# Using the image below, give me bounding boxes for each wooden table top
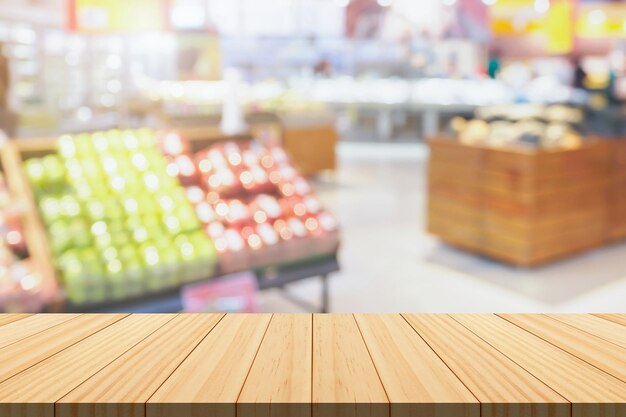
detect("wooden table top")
[0,314,625,417]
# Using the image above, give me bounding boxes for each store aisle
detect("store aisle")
[258,142,626,313]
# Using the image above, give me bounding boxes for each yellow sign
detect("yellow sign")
[71,0,165,32]
[546,1,573,54]
[576,3,626,38]
[489,0,573,54]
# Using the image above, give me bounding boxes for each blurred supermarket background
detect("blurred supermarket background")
[1,0,626,313]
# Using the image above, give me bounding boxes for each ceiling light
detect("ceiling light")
[534,0,549,14]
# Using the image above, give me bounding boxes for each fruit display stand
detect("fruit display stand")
[12,129,339,313]
[427,136,614,266]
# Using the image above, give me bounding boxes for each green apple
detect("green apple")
[48,219,72,255]
[132,225,149,244]
[102,201,124,219]
[156,194,175,213]
[136,130,156,149]
[122,197,140,215]
[80,161,104,183]
[60,248,106,304]
[105,258,127,300]
[85,200,106,220]
[72,133,94,157]
[162,214,182,235]
[60,195,81,218]
[100,246,118,262]
[111,231,132,248]
[58,135,77,158]
[107,130,125,153]
[91,132,110,154]
[94,232,113,249]
[39,196,62,223]
[24,158,45,189]
[140,243,168,291]
[69,218,91,248]
[176,206,200,232]
[156,243,180,287]
[42,155,66,189]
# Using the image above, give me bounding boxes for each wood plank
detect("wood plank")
[354,314,478,417]
[547,314,626,349]
[454,314,626,417]
[57,314,222,417]
[0,314,31,328]
[0,314,174,417]
[0,313,78,350]
[403,314,569,417]
[592,314,626,328]
[238,314,312,417]
[146,314,272,417]
[499,314,626,384]
[0,314,125,385]
[312,314,388,417]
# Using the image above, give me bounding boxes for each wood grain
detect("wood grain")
[312,314,388,417]
[57,314,222,417]
[146,314,272,417]
[403,314,569,417]
[0,313,78,350]
[355,314,479,417]
[593,314,626,327]
[500,314,626,383]
[1,313,626,417]
[454,314,626,417]
[0,314,125,385]
[0,314,31,328]
[0,314,173,417]
[548,314,626,348]
[238,314,312,417]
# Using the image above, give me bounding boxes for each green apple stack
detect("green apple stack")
[24,129,217,305]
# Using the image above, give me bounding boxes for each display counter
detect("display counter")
[427,136,625,266]
[0,313,625,417]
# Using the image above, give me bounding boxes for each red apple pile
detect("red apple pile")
[158,131,339,271]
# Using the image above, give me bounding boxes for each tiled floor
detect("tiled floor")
[259,142,626,313]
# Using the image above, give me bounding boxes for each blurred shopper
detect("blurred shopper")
[572,56,587,91]
[487,49,501,79]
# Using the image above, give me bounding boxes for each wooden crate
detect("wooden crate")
[427,136,612,266]
[606,139,626,241]
[0,142,60,309]
[282,123,337,176]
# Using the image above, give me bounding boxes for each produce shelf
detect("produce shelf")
[7,126,341,312]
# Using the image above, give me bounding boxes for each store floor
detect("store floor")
[258,142,626,313]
